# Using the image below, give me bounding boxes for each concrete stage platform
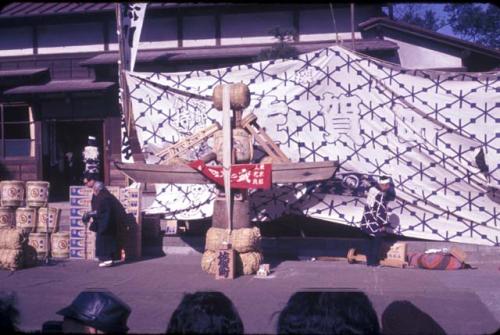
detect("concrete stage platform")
[1,254,500,334]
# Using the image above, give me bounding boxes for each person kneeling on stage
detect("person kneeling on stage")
[360,176,396,266]
[57,290,131,334]
[82,173,123,268]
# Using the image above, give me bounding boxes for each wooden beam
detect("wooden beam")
[350,3,355,50]
[0,104,4,157]
[35,119,43,179]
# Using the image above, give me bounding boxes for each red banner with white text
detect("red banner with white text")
[189,160,272,189]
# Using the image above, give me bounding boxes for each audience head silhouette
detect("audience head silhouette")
[278,291,380,335]
[57,290,131,333]
[0,292,19,333]
[167,291,244,334]
[382,300,446,335]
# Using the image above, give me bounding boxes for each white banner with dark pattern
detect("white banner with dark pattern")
[118,3,148,163]
[120,3,148,72]
[124,45,499,246]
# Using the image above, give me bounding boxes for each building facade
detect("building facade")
[0,3,498,200]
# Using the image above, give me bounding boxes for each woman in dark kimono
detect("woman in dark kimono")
[360,176,396,266]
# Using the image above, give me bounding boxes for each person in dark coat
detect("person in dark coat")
[82,173,126,268]
[360,175,396,266]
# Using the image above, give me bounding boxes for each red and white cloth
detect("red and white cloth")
[189,160,272,190]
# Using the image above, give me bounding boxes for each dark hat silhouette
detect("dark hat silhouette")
[57,291,130,333]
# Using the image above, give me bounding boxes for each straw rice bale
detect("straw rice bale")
[201,250,218,274]
[205,228,230,252]
[0,228,24,250]
[0,249,23,271]
[236,251,263,275]
[231,227,261,253]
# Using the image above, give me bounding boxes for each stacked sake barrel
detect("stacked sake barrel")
[0,181,23,231]
[202,226,263,276]
[0,181,33,269]
[0,180,68,263]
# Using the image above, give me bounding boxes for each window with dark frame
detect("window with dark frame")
[0,103,35,158]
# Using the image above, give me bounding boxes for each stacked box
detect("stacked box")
[69,186,95,260]
[119,188,142,260]
[108,186,121,200]
[69,186,142,261]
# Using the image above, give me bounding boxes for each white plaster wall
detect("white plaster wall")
[183,15,216,47]
[0,27,33,56]
[300,31,363,42]
[220,11,294,46]
[385,37,462,69]
[38,22,104,54]
[299,7,367,42]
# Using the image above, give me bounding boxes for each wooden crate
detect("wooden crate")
[69,186,93,260]
[69,185,142,261]
[161,219,178,235]
[380,242,408,268]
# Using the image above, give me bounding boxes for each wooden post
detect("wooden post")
[222,85,232,232]
[350,3,355,50]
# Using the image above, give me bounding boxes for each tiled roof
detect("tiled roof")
[3,79,115,94]
[0,67,48,78]
[80,40,399,66]
[0,3,228,18]
[80,50,173,66]
[359,17,500,59]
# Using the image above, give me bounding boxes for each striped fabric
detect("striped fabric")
[408,252,465,270]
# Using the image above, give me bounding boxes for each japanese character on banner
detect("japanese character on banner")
[120,115,133,162]
[119,3,148,71]
[189,161,272,189]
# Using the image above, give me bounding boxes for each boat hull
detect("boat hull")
[114,161,338,184]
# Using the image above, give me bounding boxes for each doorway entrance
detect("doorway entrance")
[43,120,103,201]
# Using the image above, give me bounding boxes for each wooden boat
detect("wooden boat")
[114,161,338,184]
